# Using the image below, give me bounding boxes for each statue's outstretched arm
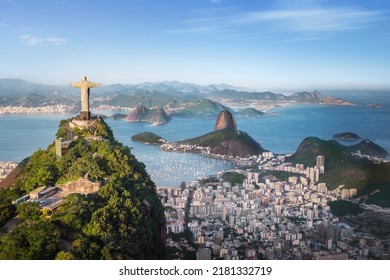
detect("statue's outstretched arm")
[70,82,83,88]
[89,82,103,88]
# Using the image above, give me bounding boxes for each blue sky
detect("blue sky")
[0,0,389,91]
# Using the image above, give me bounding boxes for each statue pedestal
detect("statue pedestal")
[69,118,98,129]
[80,111,91,121]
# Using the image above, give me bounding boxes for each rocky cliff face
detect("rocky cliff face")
[124,105,148,122]
[0,158,29,189]
[124,105,171,124]
[288,90,322,102]
[180,110,265,157]
[153,107,171,124]
[214,110,237,131]
[180,129,265,158]
[209,130,265,157]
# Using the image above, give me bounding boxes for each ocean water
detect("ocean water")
[241,103,390,155]
[0,91,389,186]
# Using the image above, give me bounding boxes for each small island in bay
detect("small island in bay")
[321,96,354,106]
[332,132,361,141]
[131,131,166,145]
[366,103,382,109]
[110,113,127,120]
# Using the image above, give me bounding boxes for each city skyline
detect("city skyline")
[0,0,390,91]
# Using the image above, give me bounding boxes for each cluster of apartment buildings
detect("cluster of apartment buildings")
[160,142,260,165]
[158,153,387,260]
[0,161,17,181]
[257,152,325,183]
[0,105,73,115]
[161,143,211,154]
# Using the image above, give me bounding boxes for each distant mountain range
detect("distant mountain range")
[0,79,352,109]
[0,79,79,107]
[129,81,246,94]
[171,99,233,119]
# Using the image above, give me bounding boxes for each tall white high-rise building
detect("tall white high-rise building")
[221,206,227,222]
[316,155,325,173]
[309,167,315,182]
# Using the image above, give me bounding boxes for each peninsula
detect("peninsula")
[161,110,265,158]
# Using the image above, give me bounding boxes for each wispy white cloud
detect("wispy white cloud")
[168,6,387,41]
[20,34,68,46]
[240,8,384,31]
[45,37,68,45]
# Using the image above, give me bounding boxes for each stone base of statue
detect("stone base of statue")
[69,117,98,129]
[80,111,91,121]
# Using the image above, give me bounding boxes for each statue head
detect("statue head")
[83,76,87,81]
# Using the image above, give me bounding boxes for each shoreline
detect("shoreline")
[160,142,259,165]
[0,105,75,115]
[0,100,353,116]
[1,102,388,187]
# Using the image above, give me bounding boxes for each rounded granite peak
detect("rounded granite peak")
[214,110,237,131]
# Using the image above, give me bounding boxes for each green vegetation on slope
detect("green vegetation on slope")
[0,117,165,259]
[180,128,265,158]
[328,200,363,216]
[0,189,18,227]
[101,90,186,109]
[0,221,62,259]
[364,184,390,208]
[110,113,127,120]
[236,108,264,117]
[222,172,246,186]
[287,137,390,194]
[173,99,232,119]
[347,140,388,158]
[261,171,298,182]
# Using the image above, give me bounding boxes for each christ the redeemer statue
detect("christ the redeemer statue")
[70,76,102,121]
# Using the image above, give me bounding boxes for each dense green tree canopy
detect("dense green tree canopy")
[0,117,165,260]
[0,221,61,259]
[17,202,41,222]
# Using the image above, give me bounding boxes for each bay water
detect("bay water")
[0,91,389,186]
